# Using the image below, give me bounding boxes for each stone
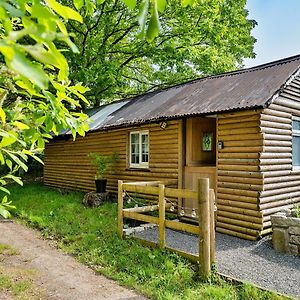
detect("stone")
[281,209,292,217]
[288,243,299,256]
[290,235,300,245]
[82,192,111,207]
[270,215,288,227]
[288,226,300,235]
[286,217,300,227]
[272,228,288,252]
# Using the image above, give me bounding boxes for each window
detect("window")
[292,117,300,168]
[129,131,149,168]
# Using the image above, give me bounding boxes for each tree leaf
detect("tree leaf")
[0,107,5,124]
[0,136,17,147]
[121,0,136,10]
[13,121,29,130]
[137,0,149,35]
[181,0,194,8]
[0,151,4,165]
[0,44,49,89]
[6,159,12,170]
[45,0,83,23]
[6,152,28,172]
[0,206,11,219]
[146,1,160,42]
[157,0,166,13]
[0,186,10,195]
[4,174,23,186]
[74,0,84,10]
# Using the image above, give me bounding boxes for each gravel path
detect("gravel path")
[134,228,300,299]
[0,222,146,300]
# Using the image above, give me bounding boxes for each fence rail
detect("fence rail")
[117,178,215,278]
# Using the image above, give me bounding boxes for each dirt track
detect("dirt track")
[0,221,146,300]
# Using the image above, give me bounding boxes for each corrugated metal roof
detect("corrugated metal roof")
[63,54,300,135]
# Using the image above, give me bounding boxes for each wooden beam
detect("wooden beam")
[158,184,166,249]
[198,178,211,278]
[123,211,159,224]
[165,220,200,235]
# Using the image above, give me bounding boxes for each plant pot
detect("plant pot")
[95,179,107,193]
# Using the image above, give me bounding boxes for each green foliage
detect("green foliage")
[12,182,287,300]
[0,196,16,219]
[89,152,119,179]
[293,205,300,218]
[0,0,92,216]
[65,0,256,104]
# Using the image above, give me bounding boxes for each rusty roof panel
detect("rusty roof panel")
[61,55,300,135]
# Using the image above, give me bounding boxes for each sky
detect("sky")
[244,0,300,68]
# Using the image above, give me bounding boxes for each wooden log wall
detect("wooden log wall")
[44,120,181,193]
[216,110,264,240]
[259,75,300,234]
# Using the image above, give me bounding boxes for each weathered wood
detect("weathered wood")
[165,187,198,200]
[122,184,159,196]
[123,203,172,213]
[209,189,215,264]
[216,227,257,240]
[123,211,159,224]
[217,216,262,230]
[216,221,259,236]
[218,181,262,191]
[217,170,262,178]
[217,199,258,210]
[217,204,262,217]
[158,184,166,249]
[165,220,200,235]
[198,178,210,278]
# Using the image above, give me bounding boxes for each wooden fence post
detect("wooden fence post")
[198,178,210,278]
[158,183,166,248]
[209,189,215,264]
[118,180,124,239]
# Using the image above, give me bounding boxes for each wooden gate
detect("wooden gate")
[117,178,215,278]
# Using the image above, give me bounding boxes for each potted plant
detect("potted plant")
[88,152,119,193]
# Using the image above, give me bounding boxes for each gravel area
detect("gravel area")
[134,228,300,299]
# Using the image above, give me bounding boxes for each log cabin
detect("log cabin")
[44,54,300,240]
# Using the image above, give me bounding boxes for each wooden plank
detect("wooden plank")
[198,178,210,278]
[165,187,198,200]
[209,189,215,264]
[123,211,159,224]
[158,184,166,248]
[123,203,172,213]
[122,184,159,196]
[165,220,200,235]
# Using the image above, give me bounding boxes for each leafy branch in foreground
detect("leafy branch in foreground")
[0,0,91,216]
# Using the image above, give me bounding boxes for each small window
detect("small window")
[129,131,149,168]
[292,118,300,168]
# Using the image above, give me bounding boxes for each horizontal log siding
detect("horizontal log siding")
[44,120,180,192]
[259,75,300,231]
[216,110,263,240]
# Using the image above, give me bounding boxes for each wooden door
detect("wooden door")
[182,117,216,218]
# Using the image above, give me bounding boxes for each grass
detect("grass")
[9,182,287,300]
[0,243,42,299]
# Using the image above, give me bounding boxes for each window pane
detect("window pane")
[293,120,300,130]
[131,133,139,143]
[131,154,139,164]
[130,133,140,164]
[293,136,300,166]
[141,133,149,163]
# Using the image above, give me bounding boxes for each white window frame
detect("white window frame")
[292,116,300,170]
[129,130,149,168]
